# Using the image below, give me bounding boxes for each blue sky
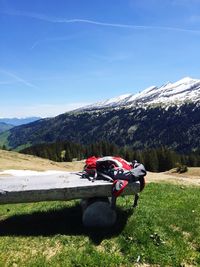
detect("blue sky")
[1,0,200,117]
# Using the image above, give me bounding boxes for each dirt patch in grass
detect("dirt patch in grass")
[168,167,200,177]
[43,241,62,260]
[147,169,200,187]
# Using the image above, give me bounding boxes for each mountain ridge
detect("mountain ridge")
[77,77,200,112]
[0,77,200,153]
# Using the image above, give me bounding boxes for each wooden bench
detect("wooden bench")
[0,172,141,227]
[0,172,141,204]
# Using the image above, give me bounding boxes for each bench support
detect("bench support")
[81,197,117,227]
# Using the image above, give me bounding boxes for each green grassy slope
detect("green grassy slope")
[0,123,13,134]
[0,130,10,148]
[0,183,199,266]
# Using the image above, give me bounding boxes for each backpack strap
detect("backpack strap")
[111,180,129,209]
[97,172,114,182]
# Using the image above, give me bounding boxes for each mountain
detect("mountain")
[0,117,41,126]
[79,77,200,111]
[0,77,200,153]
[0,122,13,134]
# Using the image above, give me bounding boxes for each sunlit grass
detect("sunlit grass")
[0,183,199,266]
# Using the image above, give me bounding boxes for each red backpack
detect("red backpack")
[96,156,133,171]
[84,156,100,177]
[83,156,146,208]
[84,156,132,172]
[83,155,134,182]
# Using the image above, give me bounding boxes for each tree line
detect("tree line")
[19,141,200,172]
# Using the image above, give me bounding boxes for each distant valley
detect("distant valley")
[0,117,41,126]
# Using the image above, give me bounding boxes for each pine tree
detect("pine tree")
[144,149,159,172]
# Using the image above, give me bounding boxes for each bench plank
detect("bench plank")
[0,172,140,204]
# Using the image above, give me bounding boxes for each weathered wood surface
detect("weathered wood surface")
[0,172,140,204]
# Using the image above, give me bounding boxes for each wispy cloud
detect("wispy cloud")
[0,69,38,89]
[31,33,83,50]
[31,36,68,50]
[4,10,200,35]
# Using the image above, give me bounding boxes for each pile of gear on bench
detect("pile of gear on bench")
[82,156,147,208]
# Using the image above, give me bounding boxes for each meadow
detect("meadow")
[0,183,199,266]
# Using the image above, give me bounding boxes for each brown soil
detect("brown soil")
[147,169,200,187]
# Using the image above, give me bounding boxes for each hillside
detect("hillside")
[0,149,84,172]
[0,122,13,133]
[1,103,200,153]
[0,77,200,152]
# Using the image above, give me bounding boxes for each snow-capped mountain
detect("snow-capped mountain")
[1,77,200,153]
[80,77,200,111]
[127,77,200,106]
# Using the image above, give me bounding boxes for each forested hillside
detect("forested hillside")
[1,103,200,153]
[20,141,200,172]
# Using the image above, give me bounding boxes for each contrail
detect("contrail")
[0,69,39,89]
[4,10,200,34]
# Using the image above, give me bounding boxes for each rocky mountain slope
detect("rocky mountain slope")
[0,77,200,153]
[80,77,200,111]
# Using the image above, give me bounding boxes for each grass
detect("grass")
[0,131,10,148]
[0,183,199,266]
[0,149,84,172]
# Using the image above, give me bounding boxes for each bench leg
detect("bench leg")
[81,197,117,227]
[133,193,139,208]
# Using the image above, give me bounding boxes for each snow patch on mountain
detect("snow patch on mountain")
[79,77,200,111]
[128,77,200,106]
[81,93,132,109]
